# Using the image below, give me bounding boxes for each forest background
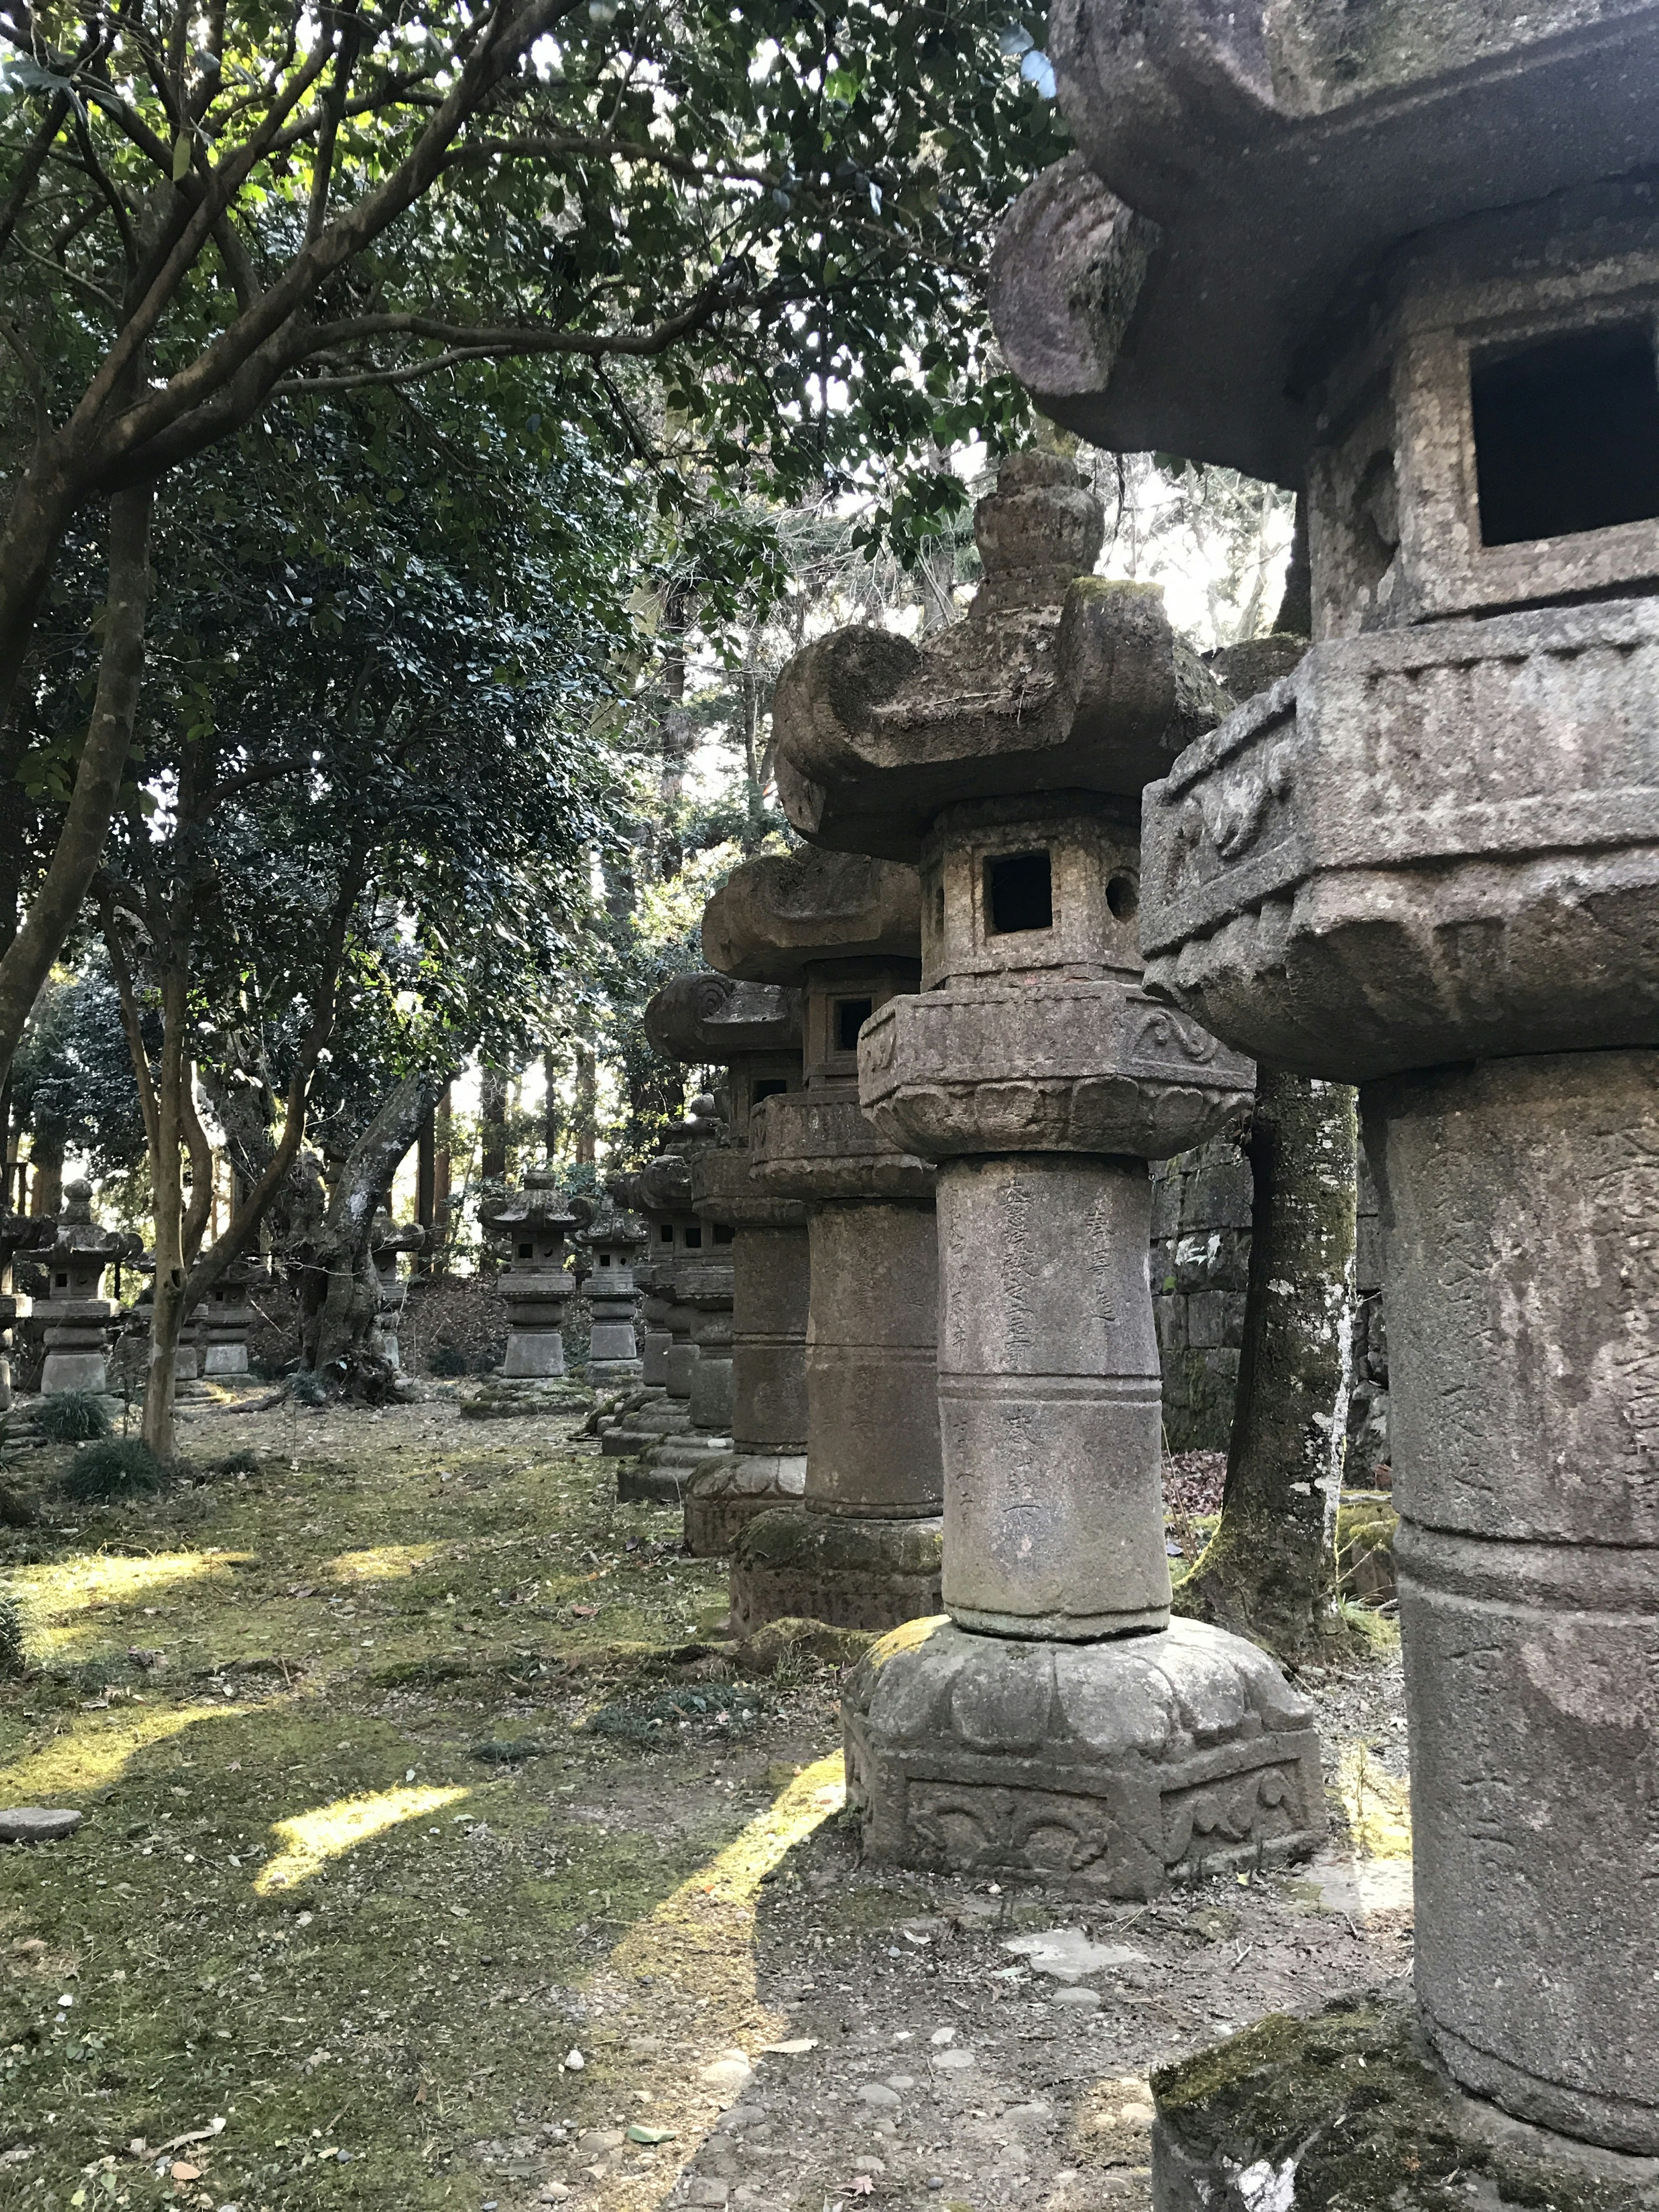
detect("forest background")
[0,0,1294,1408]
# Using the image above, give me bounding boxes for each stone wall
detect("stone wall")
[1151,1134,1390,1481]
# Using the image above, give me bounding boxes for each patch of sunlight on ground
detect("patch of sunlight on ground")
[326,1543,443,1582]
[0,1703,248,1802]
[1337,1741,1412,1858]
[600,1754,846,2209]
[15,1549,252,1649]
[255,1784,470,1893]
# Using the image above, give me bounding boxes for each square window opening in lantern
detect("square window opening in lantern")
[985,849,1054,935]
[835,997,874,1052]
[1471,321,1659,547]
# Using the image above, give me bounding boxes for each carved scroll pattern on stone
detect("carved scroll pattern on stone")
[1127,1008,1223,1067]
[1178,739,1295,862]
[905,1782,1150,1887]
[1161,1762,1306,1867]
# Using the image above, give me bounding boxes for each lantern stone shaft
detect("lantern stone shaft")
[645,970,810,1555]
[769,455,1324,1893]
[702,850,945,1634]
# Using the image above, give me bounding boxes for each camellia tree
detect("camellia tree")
[31,372,639,1450]
[0,0,1065,1082]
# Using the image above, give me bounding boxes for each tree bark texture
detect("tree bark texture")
[306,1074,444,1378]
[480,1064,508,1185]
[1176,1070,1358,1657]
[0,485,153,1092]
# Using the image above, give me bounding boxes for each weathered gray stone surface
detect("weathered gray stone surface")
[766,451,1310,1894]
[931,1155,1167,1638]
[646,970,812,1555]
[573,1191,648,1386]
[1367,1051,1659,2155]
[988,9,1659,482]
[479,1173,577,1380]
[37,1181,122,1396]
[1141,609,1659,1081]
[844,1615,1323,1897]
[1102,14,1659,2160]
[770,479,1226,861]
[0,1808,84,1843]
[706,848,944,1631]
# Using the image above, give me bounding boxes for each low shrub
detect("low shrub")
[62,1438,171,1501]
[427,1344,469,1377]
[33,1390,114,1444]
[289,1369,327,1406]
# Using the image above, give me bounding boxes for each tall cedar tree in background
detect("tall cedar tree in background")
[0,0,1064,1078]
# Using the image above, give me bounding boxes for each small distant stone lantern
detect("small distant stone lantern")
[367,1208,426,1372]
[572,1191,648,1385]
[994,0,1659,2177]
[200,1255,257,1378]
[702,850,945,1633]
[644,969,810,1554]
[36,1181,124,1395]
[768,453,1322,1889]
[601,1096,734,1484]
[480,1171,578,1379]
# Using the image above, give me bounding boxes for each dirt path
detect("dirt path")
[0,1395,1409,2212]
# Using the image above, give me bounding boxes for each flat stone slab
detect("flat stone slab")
[1002,1928,1150,1981]
[0,1807,84,1843]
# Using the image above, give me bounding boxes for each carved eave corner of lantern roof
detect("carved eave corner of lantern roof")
[632,1154,695,1215]
[644,970,803,1064]
[573,1190,649,1252]
[990,7,1659,481]
[772,577,1230,861]
[701,848,922,985]
[478,1177,579,1242]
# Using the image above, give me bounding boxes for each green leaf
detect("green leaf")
[172,131,191,180]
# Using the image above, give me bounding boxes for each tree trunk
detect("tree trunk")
[432,1084,452,1264]
[416,1099,437,1268]
[541,1049,561,1162]
[1175,1071,1359,1658]
[0,484,154,1092]
[574,1042,596,1164]
[306,1074,444,1379]
[29,1133,64,1217]
[480,1064,508,1185]
[143,969,191,1459]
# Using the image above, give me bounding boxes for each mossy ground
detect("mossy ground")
[1,1392,1415,2212]
[0,1394,841,2212]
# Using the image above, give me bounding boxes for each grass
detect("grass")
[0,1401,846,2210]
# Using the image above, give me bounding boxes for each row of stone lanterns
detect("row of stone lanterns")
[981,0,1659,2185]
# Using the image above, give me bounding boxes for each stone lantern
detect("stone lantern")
[601,1096,735,1482]
[0,1210,52,1408]
[366,1208,426,1372]
[36,1181,123,1395]
[768,454,1324,1891]
[702,849,945,1634]
[993,0,1659,2176]
[479,1171,577,1379]
[572,1190,648,1386]
[643,968,810,1555]
[200,1255,257,1378]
